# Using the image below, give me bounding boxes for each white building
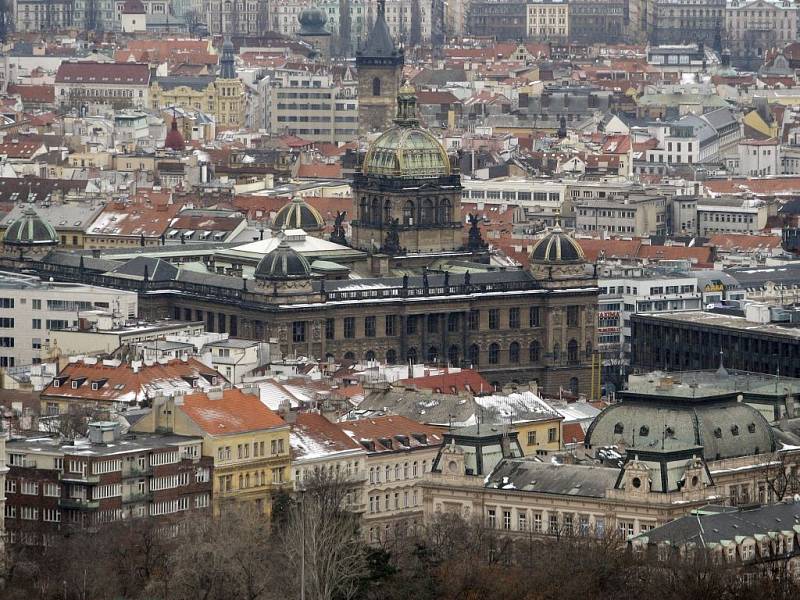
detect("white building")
[200,337,271,383]
[0,272,138,368]
[696,198,769,236]
[737,138,781,177]
[598,267,701,368]
[54,62,151,114]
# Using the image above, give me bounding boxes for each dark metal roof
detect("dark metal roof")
[358,5,400,59]
[2,207,58,246]
[487,459,619,498]
[530,229,585,263]
[254,240,311,281]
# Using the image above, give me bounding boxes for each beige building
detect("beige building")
[526,0,569,41]
[574,193,668,237]
[726,0,798,69]
[339,416,442,543]
[134,389,291,517]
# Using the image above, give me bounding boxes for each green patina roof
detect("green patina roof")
[363,127,450,178]
[3,206,58,246]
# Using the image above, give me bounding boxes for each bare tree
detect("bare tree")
[281,469,369,600]
[763,450,800,502]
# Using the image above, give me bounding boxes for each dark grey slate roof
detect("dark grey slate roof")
[319,269,535,292]
[360,10,398,57]
[725,263,800,289]
[156,76,215,91]
[636,502,800,546]
[42,252,121,273]
[487,459,618,498]
[109,256,179,282]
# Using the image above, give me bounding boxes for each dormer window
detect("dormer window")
[614,423,624,435]
[748,423,756,433]
[731,425,740,436]
[639,426,649,437]
[713,427,722,439]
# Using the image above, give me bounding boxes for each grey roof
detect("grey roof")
[487,459,618,498]
[254,241,311,281]
[2,201,105,233]
[675,114,718,145]
[725,263,800,289]
[156,76,215,92]
[320,269,535,292]
[635,502,800,547]
[700,107,738,132]
[359,9,398,58]
[3,206,58,246]
[584,390,776,461]
[693,269,742,290]
[108,256,179,282]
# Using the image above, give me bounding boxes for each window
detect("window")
[21,506,39,521]
[529,340,540,362]
[372,77,381,96]
[518,513,527,531]
[548,428,557,443]
[488,309,500,330]
[509,342,520,363]
[427,314,439,334]
[292,321,306,343]
[487,508,497,528]
[32,318,42,330]
[365,316,376,337]
[488,343,500,364]
[44,482,60,497]
[503,510,512,530]
[468,310,479,331]
[385,315,396,336]
[527,431,537,446]
[406,315,418,335]
[5,479,16,493]
[533,512,542,532]
[343,317,355,338]
[325,319,334,340]
[566,306,579,327]
[509,307,520,329]
[22,480,39,495]
[549,514,559,534]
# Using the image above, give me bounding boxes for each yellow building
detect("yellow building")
[134,388,291,516]
[513,414,564,456]
[150,40,244,130]
[526,0,569,41]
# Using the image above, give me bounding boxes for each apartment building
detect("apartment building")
[14,0,74,31]
[4,422,212,546]
[696,198,770,236]
[726,0,798,70]
[0,271,138,369]
[598,266,701,371]
[135,389,291,517]
[339,416,442,544]
[462,178,567,211]
[266,70,358,144]
[526,0,568,41]
[54,62,151,113]
[574,194,668,237]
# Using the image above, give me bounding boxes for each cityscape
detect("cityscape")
[1,0,800,598]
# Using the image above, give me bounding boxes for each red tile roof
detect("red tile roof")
[562,422,585,444]
[341,416,443,453]
[55,62,150,85]
[396,369,491,395]
[42,357,225,405]
[87,201,182,238]
[291,412,364,460]
[0,135,45,159]
[704,177,800,195]
[7,84,55,104]
[707,233,781,252]
[180,388,287,435]
[296,163,343,179]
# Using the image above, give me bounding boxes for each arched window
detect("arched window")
[386,349,397,364]
[553,342,560,362]
[567,339,578,364]
[529,340,540,363]
[403,200,415,225]
[359,197,369,221]
[383,198,391,223]
[422,198,435,223]
[325,353,334,362]
[509,341,520,364]
[437,198,451,224]
[406,347,417,363]
[448,345,459,366]
[468,344,480,367]
[488,343,500,364]
[372,77,381,97]
[365,350,376,362]
[344,351,355,360]
[427,346,438,363]
[371,197,380,225]
[569,377,579,395]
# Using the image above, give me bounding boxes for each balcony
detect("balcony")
[123,466,153,478]
[59,497,100,510]
[122,491,154,504]
[59,472,100,484]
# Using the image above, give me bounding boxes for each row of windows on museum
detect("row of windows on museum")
[291,306,583,343]
[359,197,453,226]
[484,508,655,538]
[335,339,592,367]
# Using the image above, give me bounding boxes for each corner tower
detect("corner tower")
[356,0,404,136]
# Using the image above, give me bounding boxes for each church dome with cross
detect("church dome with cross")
[362,83,451,179]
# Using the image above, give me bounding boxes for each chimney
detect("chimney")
[207,388,224,400]
[87,421,118,444]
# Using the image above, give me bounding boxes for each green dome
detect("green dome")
[3,206,58,247]
[362,83,450,179]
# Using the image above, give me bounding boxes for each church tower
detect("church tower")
[356,0,404,136]
[214,38,245,129]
